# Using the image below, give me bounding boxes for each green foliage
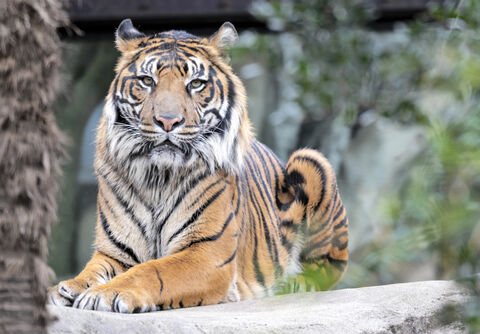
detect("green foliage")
[243,0,480,328]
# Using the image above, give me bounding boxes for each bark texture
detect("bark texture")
[0,0,66,333]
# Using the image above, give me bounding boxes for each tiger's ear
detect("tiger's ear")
[209,22,238,51]
[115,19,145,53]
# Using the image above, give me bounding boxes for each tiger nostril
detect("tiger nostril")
[153,115,185,132]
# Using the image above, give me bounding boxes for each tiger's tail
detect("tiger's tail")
[279,149,348,290]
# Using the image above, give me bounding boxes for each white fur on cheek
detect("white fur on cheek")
[201,103,244,174]
[104,98,116,131]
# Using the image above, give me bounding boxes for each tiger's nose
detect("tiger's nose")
[153,115,185,132]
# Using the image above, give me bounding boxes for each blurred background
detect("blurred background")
[50,0,479,328]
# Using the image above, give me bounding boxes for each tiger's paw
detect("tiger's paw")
[48,285,73,306]
[48,279,90,307]
[72,284,157,313]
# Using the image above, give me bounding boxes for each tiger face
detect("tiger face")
[101,20,251,173]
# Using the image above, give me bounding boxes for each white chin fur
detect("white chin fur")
[150,150,190,167]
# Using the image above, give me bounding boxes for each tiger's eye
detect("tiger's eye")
[190,79,204,88]
[141,76,153,85]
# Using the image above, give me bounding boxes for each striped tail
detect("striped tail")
[279,149,348,290]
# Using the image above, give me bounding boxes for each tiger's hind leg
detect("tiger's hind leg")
[280,149,348,290]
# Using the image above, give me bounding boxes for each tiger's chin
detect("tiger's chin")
[145,143,198,169]
[149,149,186,166]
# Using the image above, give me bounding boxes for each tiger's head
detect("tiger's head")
[98,19,252,175]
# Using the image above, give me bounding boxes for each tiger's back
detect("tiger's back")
[48,19,348,312]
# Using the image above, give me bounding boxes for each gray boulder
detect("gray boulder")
[48,280,472,334]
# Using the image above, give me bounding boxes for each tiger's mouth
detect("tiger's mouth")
[150,139,192,159]
[154,139,182,152]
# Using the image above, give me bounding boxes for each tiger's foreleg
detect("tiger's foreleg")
[72,242,237,313]
[48,251,128,306]
[282,149,349,290]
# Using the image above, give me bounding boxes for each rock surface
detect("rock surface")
[48,280,472,334]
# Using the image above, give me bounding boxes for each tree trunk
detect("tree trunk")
[0,0,66,333]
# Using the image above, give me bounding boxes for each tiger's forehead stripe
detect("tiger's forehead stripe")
[137,38,209,56]
[135,38,214,65]
[122,40,216,80]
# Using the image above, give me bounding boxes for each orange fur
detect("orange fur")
[48,21,348,312]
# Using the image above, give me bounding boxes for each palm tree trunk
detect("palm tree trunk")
[0,0,66,333]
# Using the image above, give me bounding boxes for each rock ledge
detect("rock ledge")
[48,280,472,334]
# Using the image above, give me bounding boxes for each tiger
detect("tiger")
[48,19,349,313]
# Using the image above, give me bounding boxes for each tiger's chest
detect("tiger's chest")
[114,167,221,261]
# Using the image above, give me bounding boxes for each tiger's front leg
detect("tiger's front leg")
[73,242,237,313]
[48,251,128,306]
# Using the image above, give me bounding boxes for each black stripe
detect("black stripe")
[99,186,147,238]
[310,216,333,236]
[119,75,137,97]
[99,207,140,264]
[98,264,109,282]
[177,44,213,60]
[334,216,348,230]
[311,191,338,236]
[245,167,277,267]
[114,104,130,125]
[187,176,225,210]
[295,185,309,206]
[178,213,234,251]
[332,205,345,224]
[167,185,226,245]
[279,219,301,233]
[112,294,120,312]
[141,57,156,74]
[261,143,287,184]
[105,261,117,279]
[97,250,132,270]
[252,142,272,185]
[218,247,238,268]
[249,208,266,288]
[332,231,348,251]
[314,185,337,227]
[204,69,216,103]
[157,170,211,235]
[128,81,142,102]
[234,175,242,216]
[302,254,347,269]
[204,108,221,119]
[244,154,280,269]
[325,255,347,271]
[98,159,154,212]
[301,234,333,258]
[255,142,288,213]
[154,267,164,294]
[248,147,278,221]
[285,170,305,186]
[203,64,234,138]
[282,237,293,250]
[250,145,284,254]
[292,155,328,211]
